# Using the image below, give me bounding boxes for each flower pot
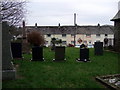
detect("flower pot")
[53,46,66,61]
[94,42,103,55]
[32,46,44,61]
[11,42,22,59]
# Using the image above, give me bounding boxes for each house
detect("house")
[26,24,114,46]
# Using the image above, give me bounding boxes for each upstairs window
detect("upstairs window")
[96,34,101,37]
[86,34,91,37]
[62,34,66,37]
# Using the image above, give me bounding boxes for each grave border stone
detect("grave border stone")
[96,74,120,90]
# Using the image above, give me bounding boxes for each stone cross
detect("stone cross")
[2,21,16,80]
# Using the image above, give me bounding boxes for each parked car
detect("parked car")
[75,45,81,48]
[68,44,74,47]
[87,44,94,48]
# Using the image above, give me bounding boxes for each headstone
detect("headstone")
[94,42,103,55]
[77,48,90,62]
[53,46,66,61]
[2,22,16,80]
[11,42,22,59]
[32,46,44,61]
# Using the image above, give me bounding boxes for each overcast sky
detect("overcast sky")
[25,0,120,26]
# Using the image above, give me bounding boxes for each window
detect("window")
[62,41,66,45]
[47,34,51,37]
[62,34,66,37]
[71,41,75,44]
[96,34,101,37]
[86,34,91,37]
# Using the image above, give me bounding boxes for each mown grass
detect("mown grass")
[2,47,119,88]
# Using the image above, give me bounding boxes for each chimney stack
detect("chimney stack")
[23,20,25,28]
[35,23,37,28]
[22,20,26,38]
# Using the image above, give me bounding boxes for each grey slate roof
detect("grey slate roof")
[111,10,120,21]
[26,25,114,35]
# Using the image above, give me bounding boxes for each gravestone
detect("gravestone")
[53,46,66,61]
[2,22,16,80]
[32,46,44,61]
[77,48,90,62]
[11,42,22,59]
[94,42,103,55]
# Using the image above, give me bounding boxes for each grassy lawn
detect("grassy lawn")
[2,47,119,88]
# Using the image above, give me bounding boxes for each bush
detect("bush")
[27,31,45,46]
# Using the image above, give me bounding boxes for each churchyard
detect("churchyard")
[3,47,119,88]
[1,0,120,89]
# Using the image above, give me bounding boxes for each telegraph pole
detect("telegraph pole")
[74,13,77,46]
[74,13,76,26]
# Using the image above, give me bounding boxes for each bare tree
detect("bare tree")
[0,0,26,26]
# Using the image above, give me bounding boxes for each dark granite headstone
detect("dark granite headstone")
[94,42,103,55]
[76,48,90,62]
[32,46,44,61]
[11,42,22,59]
[53,46,66,61]
[2,22,16,80]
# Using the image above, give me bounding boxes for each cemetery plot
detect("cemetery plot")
[96,74,120,90]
